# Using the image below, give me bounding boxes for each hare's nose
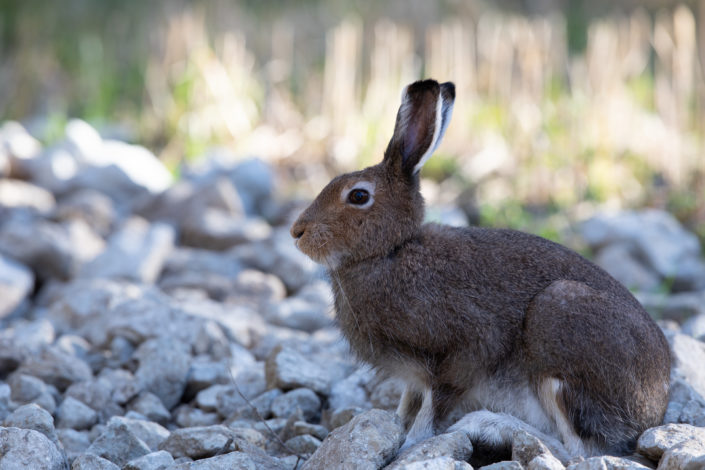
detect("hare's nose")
[290,222,305,239]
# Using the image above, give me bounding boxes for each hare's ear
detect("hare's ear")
[384,80,455,177]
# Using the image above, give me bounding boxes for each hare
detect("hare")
[290,79,670,461]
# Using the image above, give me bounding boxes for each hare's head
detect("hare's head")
[291,79,455,269]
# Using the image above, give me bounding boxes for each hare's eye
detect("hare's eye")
[347,189,370,205]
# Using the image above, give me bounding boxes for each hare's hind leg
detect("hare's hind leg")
[524,280,670,455]
[537,377,587,457]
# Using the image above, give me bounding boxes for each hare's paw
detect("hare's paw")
[449,410,571,463]
[449,410,519,447]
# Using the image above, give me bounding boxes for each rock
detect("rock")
[182,209,271,251]
[43,278,137,332]
[663,379,705,427]
[99,295,202,348]
[271,388,321,421]
[479,462,526,470]
[56,396,98,430]
[99,368,142,406]
[225,388,282,421]
[3,403,58,445]
[174,296,266,350]
[186,361,230,400]
[681,313,705,341]
[566,455,649,469]
[80,217,174,284]
[0,178,55,214]
[2,318,55,352]
[64,218,106,265]
[174,405,220,428]
[69,125,172,203]
[7,373,56,413]
[0,383,9,418]
[137,175,244,229]
[158,247,243,301]
[231,230,319,293]
[56,334,91,360]
[129,392,171,424]
[0,338,23,376]
[668,333,705,398]
[265,297,332,332]
[85,416,152,467]
[284,434,321,455]
[637,423,705,461]
[134,336,192,409]
[226,269,287,307]
[167,450,282,470]
[0,150,6,177]
[19,145,79,195]
[15,346,92,391]
[328,367,374,411]
[657,438,705,470]
[56,428,91,462]
[70,453,120,470]
[158,425,239,459]
[64,376,125,422]
[227,426,267,448]
[0,427,66,470]
[370,377,405,410]
[194,384,230,413]
[302,409,404,470]
[580,210,705,286]
[682,455,705,470]
[293,421,329,441]
[511,430,552,467]
[122,451,174,470]
[230,158,274,216]
[106,416,170,452]
[55,188,116,236]
[593,243,661,293]
[387,430,473,469]
[0,211,76,280]
[393,457,473,469]
[1,121,41,161]
[265,345,333,395]
[637,292,705,324]
[252,417,287,437]
[328,406,366,430]
[528,453,565,470]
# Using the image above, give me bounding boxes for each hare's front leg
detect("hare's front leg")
[396,384,423,430]
[400,383,461,450]
[400,387,435,450]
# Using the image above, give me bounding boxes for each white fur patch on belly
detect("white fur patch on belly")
[462,375,554,435]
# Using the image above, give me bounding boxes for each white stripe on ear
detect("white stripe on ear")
[412,92,444,175]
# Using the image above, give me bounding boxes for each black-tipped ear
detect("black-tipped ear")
[384,79,455,176]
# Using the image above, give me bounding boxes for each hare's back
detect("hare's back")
[420,223,632,301]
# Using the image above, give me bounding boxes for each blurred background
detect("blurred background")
[1,0,704,240]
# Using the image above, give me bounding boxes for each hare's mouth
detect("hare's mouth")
[295,232,341,269]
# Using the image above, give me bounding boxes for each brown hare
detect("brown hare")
[290,79,670,461]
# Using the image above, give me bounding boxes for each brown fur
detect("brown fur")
[290,79,671,456]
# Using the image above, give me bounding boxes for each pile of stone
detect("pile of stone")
[580,210,705,327]
[0,120,704,469]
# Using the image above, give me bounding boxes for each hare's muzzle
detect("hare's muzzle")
[290,219,306,240]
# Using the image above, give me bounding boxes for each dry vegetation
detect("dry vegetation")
[1,1,704,236]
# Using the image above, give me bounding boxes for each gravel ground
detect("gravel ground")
[1,120,704,469]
